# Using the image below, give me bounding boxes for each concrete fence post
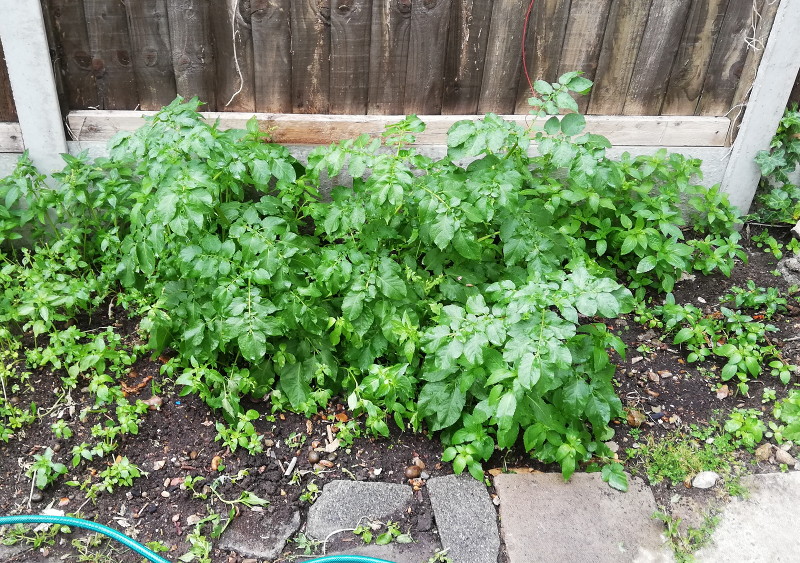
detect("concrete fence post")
[720,0,800,214]
[0,0,67,173]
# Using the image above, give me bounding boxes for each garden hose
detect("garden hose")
[0,514,170,563]
[0,514,396,563]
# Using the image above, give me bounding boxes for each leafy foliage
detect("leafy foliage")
[0,78,744,481]
[752,104,800,223]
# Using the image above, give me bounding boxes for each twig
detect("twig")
[225,0,244,107]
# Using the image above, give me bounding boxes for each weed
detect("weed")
[299,480,320,504]
[26,446,67,490]
[292,532,321,555]
[724,408,766,451]
[653,510,719,562]
[0,521,71,548]
[751,104,800,224]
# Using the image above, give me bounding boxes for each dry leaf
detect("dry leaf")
[152,460,166,471]
[627,409,647,428]
[716,385,730,400]
[335,412,349,423]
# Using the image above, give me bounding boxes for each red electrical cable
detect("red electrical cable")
[522,0,536,98]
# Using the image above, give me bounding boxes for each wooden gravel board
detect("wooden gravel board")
[0,122,23,152]
[124,0,178,110]
[66,111,730,147]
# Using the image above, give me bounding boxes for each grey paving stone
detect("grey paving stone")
[305,480,412,541]
[322,534,442,563]
[696,472,800,562]
[427,474,500,563]
[494,472,672,563]
[218,509,301,561]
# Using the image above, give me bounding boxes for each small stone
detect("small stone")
[170,477,183,487]
[242,559,257,563]
[153,459,166,471]
[420,471,430,480]
[211,456,222,471]
[52,443,61,453]
[143,396,163,411]
[412,456,426,470]
[186,514,202,526]
[775,448,797,466]
[161,491,170,498]
[30,491,44,503]
[630,356,644,365]
[755,443,773,462]
[692,471,719,489]
[163,478,171,488]
[648,372,660,384]
[605,441,620,454]
[172,514,181,523]
[189,451,198,460]
[319,459,334,468]
[307,451,321,464]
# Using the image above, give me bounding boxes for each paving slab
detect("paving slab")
[494,472,672,563]
[695,472,800,562]
[305,480,412,541]
[320,534,441,563]
[218,508,301,561]
[427,474,500,563]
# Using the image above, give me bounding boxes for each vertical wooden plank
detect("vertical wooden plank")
[291,0,331,113]
[330,0,372,114]
[556,0,613,113]
[697,0,762,116]
[661,0,729,115]
[721,0,800,212]
[514,0,570,114]
[367,0,412,115]
[212,0,255,112]
[441,0,492,115]
[166,0,216,109]
[477,0,529,114]
[0,39,17,121]
[404,0,451,115]
[622,0,691,115]
[790,69,800,106]
[84,0,139,109]
[46,0,98,109]
[587,0,650,115]
[124,0,177,110]
[251,0,292,113]
[729,0,779,137]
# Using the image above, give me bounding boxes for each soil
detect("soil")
[1,225,799,563]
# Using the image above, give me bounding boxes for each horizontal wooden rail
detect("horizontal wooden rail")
[66,112,730,147]
[0,122,23,152]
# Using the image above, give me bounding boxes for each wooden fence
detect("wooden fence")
[0,0,774,117]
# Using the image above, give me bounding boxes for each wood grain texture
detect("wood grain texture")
[697,0,760,116]
[46,0,98,109]
[729,0,780,139]
[0,39,17,121]
[291,0,331,113]
[790,69,800,106]
[661,0,728,115]
[212,0,255,112]
[404,0,451,115]
[514,0,570,114]
[367,0,412,114]
[83,0,139,109]
[66,110,731,147]
[478,0,529,114]
[623,0,691,115]
[0,122,23,152]
[588,0,651,114]
[557,0,613,113]
[251,0,292,113]
[330,0,372,113]
[166,0,215,108]
[441,0,492,114]
[124,0,177,110]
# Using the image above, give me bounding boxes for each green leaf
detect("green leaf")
[636,255,657,274]
[544,116,561,136]
[562,378,589,413]
[238,330,266,362]
[601,463,628,492]
[560,113,586,136]
[432,215,456,249]
[496,392,517,421]
[376,258,407,300]
[673,327,694,344]
[279,363,312,409]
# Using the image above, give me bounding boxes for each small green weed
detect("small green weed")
[653,510,720,563]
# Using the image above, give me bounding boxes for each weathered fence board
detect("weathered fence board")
[67,110,730,147]
[84,0,139,110]
[661,0,728,115]
[0,39,17,121]
[330,0,372,114]
[213,0,256,112]
[251,0,292,113]
[477,0,528,114]
[125,0,177,110]
[0,122,22,151]
[47,0,98,109]
[367,0,412,115]
[557,0,613,114]
[588,0,650,115]
[514,0,570,114]
[441,0,492,115]
[623,0,692,115]
[166,0,216,108]
[405,0,451,115]
[291,0,330,113]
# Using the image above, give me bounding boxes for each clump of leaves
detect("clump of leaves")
[0,77,744,484]
[752,104,800,224]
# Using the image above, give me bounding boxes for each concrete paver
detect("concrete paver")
[427,474,500,563]
[494,472,672,563]
[695,472,800,562]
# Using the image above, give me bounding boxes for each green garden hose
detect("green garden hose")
[0,514,396,563]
